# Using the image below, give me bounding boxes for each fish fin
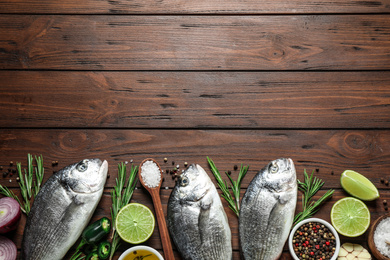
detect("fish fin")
[277,192,290,204]
[198,203,211,245]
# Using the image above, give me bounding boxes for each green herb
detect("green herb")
[109,162,138,260]
[34,155,44,197]
[0,154,45,215]
[207,156,249,217]
[293,169,334,226]
[69,250,85,260]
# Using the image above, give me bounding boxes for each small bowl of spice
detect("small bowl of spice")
[289,218,340,260]
[368,213,390,260]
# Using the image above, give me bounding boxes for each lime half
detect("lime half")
[115,203,155,244]
[330,197,370,237]
[340,170,379,201]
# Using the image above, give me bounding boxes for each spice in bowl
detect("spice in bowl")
[373,216,390,258]
[289,218,340,260]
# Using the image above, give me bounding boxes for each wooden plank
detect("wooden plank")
[5,189,390,259]
[0,0,390,14]
[1,71,390,129]
[1,129,390,190]
[1,15,390,70]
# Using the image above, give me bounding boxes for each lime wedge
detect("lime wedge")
[115,203,155,244]
[340,170,379,201]
[330,197,370,237]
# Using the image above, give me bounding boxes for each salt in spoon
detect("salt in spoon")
[139,158,175,260]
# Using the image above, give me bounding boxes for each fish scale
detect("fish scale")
[239,158,297,260]
[167,164,232,260]
[21,159,108,260]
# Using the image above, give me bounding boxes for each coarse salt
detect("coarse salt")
[141,160,161,188]
[374,216,390,258]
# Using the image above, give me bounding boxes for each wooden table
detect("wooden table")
[0,0,389,259]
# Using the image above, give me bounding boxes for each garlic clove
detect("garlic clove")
[338,243,372,260]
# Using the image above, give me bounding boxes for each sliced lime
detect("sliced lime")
[115,203,155,244]
[330,197,370,237]
[340,170,379,201]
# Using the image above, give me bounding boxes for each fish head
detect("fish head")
[262,158,296,192]
[61,159,108,194]
[175,164,211,202]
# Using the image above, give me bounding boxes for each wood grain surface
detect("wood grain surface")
[1,129,390,189]
[1,71,390,129]
[1,0,390,14]
[0,0,389,259]
[1,15,390,70]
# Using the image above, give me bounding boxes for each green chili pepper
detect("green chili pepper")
[97,241,111,259]
[82,217,111,244]
[86,251,99,260]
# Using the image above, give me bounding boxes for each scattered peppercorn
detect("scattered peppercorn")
[16,177,20,182]
[2,172,8,178]
[385,206,388,211]
[316,168,319,173]
[9,161,13,166]
[331,171,334,175]
[381,178,385,183]
[234,165,238,171]
[384,200,388,205]
[164,158,168,163]
[172,161,175,166]
[385,180,389,186]
[292,222,336,260]
[166,169,169,174]
[184,162,188,167]
[227,170,232,175]
[0,166,3,171]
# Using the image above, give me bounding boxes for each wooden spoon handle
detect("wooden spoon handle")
[150,189,175,260]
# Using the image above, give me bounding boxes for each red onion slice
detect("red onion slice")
[0,236,17,260]
[0,198,21,234]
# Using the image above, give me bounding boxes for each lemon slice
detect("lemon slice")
[331,197,370,237]
[115,203,155,244]
[340,170,379,201]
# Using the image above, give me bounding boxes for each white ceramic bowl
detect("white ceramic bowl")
[118,245,164,260]
[288,218,340,260]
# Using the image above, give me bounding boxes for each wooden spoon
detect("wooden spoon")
[139,158,175,260]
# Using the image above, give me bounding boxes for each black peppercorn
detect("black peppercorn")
[292,222,336,260]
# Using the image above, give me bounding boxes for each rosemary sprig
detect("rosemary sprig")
[207,156,249,217]
[109,162,138,260]
[0,154,45,215]
[34,155,44,197]
[293,169,334,226]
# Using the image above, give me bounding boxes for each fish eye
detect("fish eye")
[270,162,279,174]
[180,176,189,187]
[77,160,88,172]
